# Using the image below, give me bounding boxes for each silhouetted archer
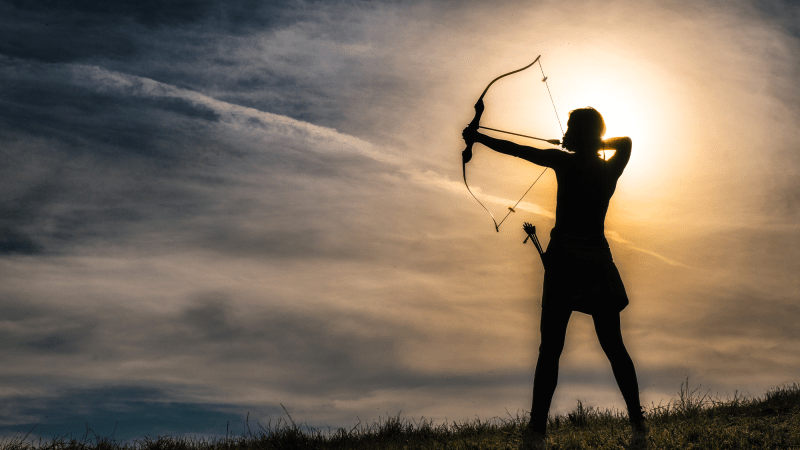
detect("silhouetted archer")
[463,106,647,450]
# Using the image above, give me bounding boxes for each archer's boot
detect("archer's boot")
[520,426,546,450]
[627,420,648,450]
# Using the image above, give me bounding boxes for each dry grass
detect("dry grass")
[3,382,799,449]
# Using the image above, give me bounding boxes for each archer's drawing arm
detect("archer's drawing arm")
[462,128,565,168]
[602,136,632,177]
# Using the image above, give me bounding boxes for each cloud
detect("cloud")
[605,230,691,268]
[0,385,250,441]
[2,0,800,440]
[0,0,307,63]
[0,53,540,431]
[0,57,405,257]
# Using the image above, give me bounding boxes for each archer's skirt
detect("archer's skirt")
[542,231,629,315]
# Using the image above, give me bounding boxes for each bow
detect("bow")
[462,55,564,232]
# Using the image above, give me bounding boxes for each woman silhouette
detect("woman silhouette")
[463,107,646,450]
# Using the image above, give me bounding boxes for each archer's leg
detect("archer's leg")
[592,312,644,424]
[529,304,572,434]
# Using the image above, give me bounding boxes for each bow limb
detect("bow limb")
[462,55,540,165]
[462,56,541,232]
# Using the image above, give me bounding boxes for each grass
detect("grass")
[3,381,799,450]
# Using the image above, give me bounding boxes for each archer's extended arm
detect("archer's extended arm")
[462,128,564,168]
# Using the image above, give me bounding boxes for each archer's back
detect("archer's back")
[553,154,622,237]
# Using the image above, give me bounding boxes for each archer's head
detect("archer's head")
[562,107,605,154]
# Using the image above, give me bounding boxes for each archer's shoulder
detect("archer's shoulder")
[515,147,567,168]
[547,149,572,166]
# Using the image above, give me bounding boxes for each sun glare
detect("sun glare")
[547,55,682,192]
[580,87,646,143]
[473,51,685,194]
[599,149,616,161]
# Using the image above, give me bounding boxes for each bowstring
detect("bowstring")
[539,58,564,135]
[494,57,563,231]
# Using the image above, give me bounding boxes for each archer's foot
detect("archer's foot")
[627,420,648,450]
[520,426,546,450]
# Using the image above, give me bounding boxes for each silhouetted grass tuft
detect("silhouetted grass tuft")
[3,382,799,449]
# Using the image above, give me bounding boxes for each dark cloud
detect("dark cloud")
[0,0,383,66]
[155,97,221,121]
[0,61,220,159]
[0,295,47,321]
[181,292,242,341]
[0,305,99,354]
[0,227,43,254]
[0,135,209,254]
[0,58,420,263]
[0,385,257,441]
[0,62,235,253]
[0,0,305,63]
[7,0,212,27]
[0,1,140,63]
[753,0,800,40]
[0,0,432,144]
[0,286,535,432]
[166,292,409,395]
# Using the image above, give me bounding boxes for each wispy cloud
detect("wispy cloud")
[605,230,691,268]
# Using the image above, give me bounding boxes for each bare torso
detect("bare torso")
[552,154,619,237]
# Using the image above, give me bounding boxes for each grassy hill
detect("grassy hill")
[4,382,799,449]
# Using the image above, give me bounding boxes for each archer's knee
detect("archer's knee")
[537,339,565,361]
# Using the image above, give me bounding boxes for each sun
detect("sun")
[551,62,679,192]
[473,53,682,193]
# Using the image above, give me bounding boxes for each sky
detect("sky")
[1,0,799,441]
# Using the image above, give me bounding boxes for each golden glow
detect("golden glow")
[472,51,687,196]
[543,53,687,194]
[479,66,566,143]
[599,149,616,161]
